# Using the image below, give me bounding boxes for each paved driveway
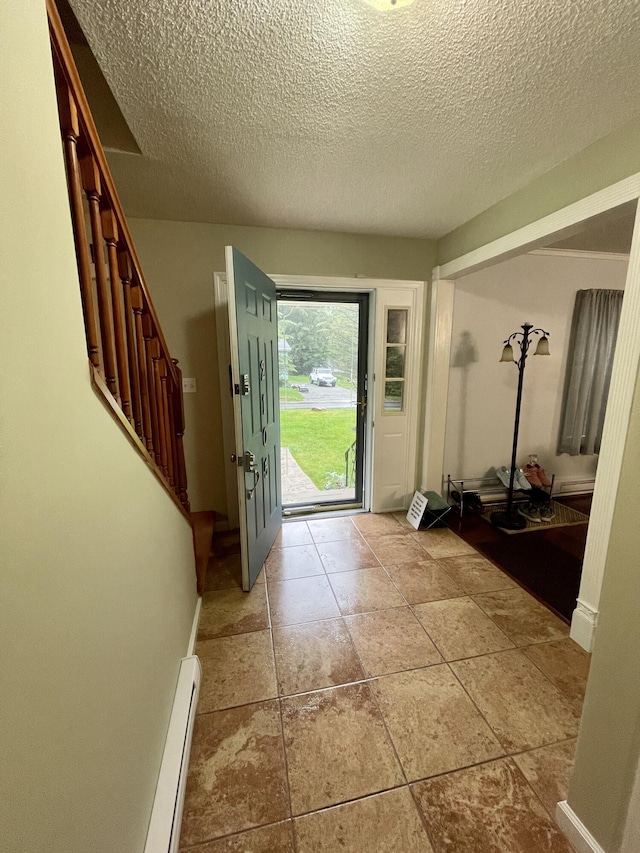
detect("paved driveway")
[282,382,357,410]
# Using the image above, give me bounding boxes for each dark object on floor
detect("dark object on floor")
[419,490,451,529]
[491,508,528,530]
[451,490,484,515]
[483,500,588,534]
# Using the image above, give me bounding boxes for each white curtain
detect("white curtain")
[558,288,624,455]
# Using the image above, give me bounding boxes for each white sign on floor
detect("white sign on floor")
[406,491,428,530]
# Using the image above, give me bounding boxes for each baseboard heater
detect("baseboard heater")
[144,655,201,853]
[557,479,595,495]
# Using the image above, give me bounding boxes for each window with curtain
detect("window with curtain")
[557,288,624,455]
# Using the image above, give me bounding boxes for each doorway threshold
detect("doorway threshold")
[282,504,365,521]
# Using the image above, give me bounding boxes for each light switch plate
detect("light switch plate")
[182,377,197,393]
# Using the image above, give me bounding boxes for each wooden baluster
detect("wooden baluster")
[172,359,190,510]
[101,208,132,421]
[159,359,174,486]
[80,154,118,398]
[119,252,143,438]
[54,73,101,371]
[153,353,169,478]
[142,315,162,466]
[132,285,153,453]
[167,378,180,497]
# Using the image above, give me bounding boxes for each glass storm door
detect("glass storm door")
[277,291,369,511]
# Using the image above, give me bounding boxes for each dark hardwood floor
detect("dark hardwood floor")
[445,495,591,622]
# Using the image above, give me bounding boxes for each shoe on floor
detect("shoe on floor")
[518,503,541,523]
[465,492,484,514]
[523,464,543,488]
[496,466,511,488]
[536,465,552,487]
[515,469,532,490]
[539,503,556,522]
[496,466,531,490]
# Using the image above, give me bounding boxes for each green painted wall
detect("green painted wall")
[567,369,640,851]
[437,116,640,264]
[1,3,197,851]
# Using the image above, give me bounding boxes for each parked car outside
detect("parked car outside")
[310,367,337,387]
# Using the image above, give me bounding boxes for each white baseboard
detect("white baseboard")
[144,655,201,853]
[187,597,202,657]
[556,801,606,853]
[570,599,598,652]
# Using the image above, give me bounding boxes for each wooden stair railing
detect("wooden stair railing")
[47,0,190,519]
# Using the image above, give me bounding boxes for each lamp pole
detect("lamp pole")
[491,323,550,531]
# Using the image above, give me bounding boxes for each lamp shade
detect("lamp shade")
[500,343,515,363]
[534,335,550,356]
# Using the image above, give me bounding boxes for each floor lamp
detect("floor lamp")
[491,322,550,531]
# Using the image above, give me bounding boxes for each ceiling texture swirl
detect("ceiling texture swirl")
[70,0,640,237]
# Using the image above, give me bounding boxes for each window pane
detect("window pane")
[386,309,407,344]
[384,380,404,412]
[385,345,405,378]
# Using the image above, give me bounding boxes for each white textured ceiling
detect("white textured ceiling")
[70,0,640,238]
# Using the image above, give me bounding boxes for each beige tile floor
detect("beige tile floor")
[181,514,590,852]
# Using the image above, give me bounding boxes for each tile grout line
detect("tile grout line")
[372,550,517,665]
[262,572,299,853]
[519,645,588,709]
[196,518,583,848]
[273,520,418,819]
[443,653,581,762]
[441,658,512,757]
[407,780,440,853]
[178,819,292,852]
[338,594,445,851]
[291,782,410,824]
[470,586,570,643]
[338,605,429,840]
[508,756,578,844]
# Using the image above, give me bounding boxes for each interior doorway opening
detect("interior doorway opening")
[440,201,635,622]
[277,291,369,514]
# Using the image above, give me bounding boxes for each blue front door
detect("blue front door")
[226,247,282,589]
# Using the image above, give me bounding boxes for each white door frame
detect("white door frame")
[423,173,640,652]
[215,273,426,525]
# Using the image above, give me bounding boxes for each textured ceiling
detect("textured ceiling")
[70,0,640,238]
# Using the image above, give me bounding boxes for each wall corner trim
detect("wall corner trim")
[187,597,202,657]
[570,599,598,652]
[556,801,606,853]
